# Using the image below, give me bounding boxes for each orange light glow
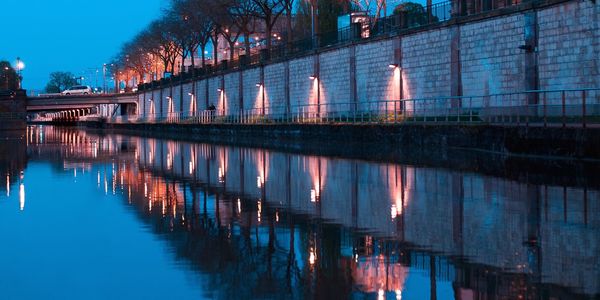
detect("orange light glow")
[309,248,316,266]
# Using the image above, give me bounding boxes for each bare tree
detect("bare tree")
[251,0,286,50]
[166,2,199,72]
[282,0,296,44]
[177,0,215,67]
[228,0,259,57]
[119,39,153,84]
[209,0,246,62]
[142,20,181,75]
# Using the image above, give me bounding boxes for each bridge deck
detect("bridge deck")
[26,93,138,111]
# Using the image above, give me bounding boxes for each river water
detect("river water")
[0,125,598,299]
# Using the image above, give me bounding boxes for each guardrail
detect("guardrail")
[111,89,600,128]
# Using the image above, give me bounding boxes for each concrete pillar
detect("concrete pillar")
[205,79,209,110]
[239,70,244,115]
[159,87,163,118]
[450,25,463,107]
[349,45,358,112]
[393,38,403,100]
[220,75,226,113]
[524,11,539,105]
[179,79,184,115]
[170,84,174,116]
[260,67,265,115]
[314,54,320,116]
[284,61,291,116]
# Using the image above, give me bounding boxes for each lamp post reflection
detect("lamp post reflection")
[19,171,24,211]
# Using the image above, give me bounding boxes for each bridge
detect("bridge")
[26,93,138,112]
[19,93,139,121]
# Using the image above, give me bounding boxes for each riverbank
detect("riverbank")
[76,121,600,189]
[93,122,600,158]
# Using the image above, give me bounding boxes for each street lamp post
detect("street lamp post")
[102,63,107,93]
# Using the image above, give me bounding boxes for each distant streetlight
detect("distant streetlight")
[102,63,107,93]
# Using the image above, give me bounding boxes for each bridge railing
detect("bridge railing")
[117,88,600,128]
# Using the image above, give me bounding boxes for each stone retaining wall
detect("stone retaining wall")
[136,0,599,117]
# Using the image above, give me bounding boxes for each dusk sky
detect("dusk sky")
[0,0,165,92]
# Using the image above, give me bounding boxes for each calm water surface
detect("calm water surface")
[0,126,598,299]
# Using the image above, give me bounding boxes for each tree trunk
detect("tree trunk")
[212,34,219,66]
[229,41,235,61]
[266,18,273,50]
[286,6,293,45]
[162,58,169,77]
[181,53,186,73]
[190,49,196,69]
[201,45,206,68]
[244,32,251,56]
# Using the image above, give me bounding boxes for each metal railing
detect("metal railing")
[112,89,600,128]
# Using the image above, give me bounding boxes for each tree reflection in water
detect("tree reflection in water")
[21,125,600,299]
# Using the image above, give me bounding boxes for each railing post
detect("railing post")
[543,92,547,128]
[385,101,388,124]
[562,90,566,128]
[394,101,398,123]
[457,98,460,123]
[469,97,473,123]
[582,90,586,128]
[517,96,521,126]
[523,95,528,127]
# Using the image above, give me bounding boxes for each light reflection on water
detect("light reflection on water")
[0,125,598,299]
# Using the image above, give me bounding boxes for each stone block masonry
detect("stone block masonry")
[136,0,599,118]
[264,62,286,114]
[242,68,261,111]
[460,14,525,99]
[402,28,452,100]
[355,40,395,104]
[538,1,600,91]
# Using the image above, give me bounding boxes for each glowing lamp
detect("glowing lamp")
[388,63,399,69]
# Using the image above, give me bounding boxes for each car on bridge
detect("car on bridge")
[61,85,93,95]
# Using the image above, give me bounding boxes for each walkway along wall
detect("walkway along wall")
[137,0,599,118]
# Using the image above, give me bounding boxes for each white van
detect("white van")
[62,85,93,95]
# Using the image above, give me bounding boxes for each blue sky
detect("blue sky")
[0,0,164,92]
